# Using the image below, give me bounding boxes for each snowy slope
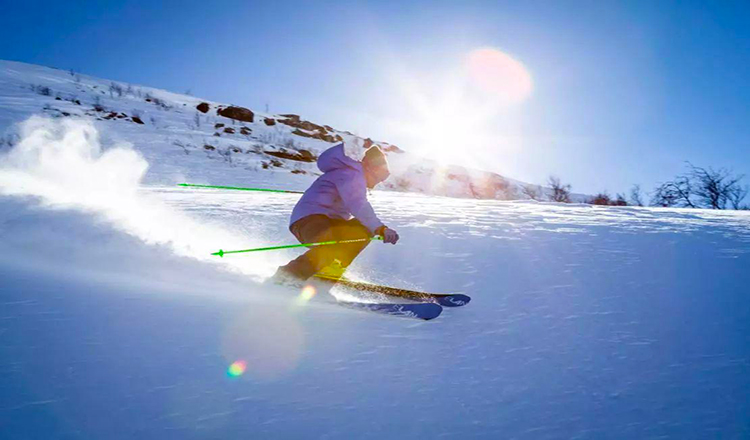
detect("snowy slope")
[1,63,750,439]
[2,184,750,438]
[0,59,526,200]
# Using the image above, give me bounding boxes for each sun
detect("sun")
[383,47,533,168]
[411,104,490,166]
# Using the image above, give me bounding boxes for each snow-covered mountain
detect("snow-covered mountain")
[0,59,526,199]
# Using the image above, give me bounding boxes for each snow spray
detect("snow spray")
[0,116,275,280]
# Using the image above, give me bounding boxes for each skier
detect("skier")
[270,142,399,285]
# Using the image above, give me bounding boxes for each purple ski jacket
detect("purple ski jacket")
[290,143,385,235]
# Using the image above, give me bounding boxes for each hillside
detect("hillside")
[0,59,524,199]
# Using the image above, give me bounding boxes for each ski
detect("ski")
[335,299,443,320]
[314,274,471,307]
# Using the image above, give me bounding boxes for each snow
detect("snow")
[1,62,750,438]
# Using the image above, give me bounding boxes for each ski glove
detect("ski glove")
[376,226,399,245]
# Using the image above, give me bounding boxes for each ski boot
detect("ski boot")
[316,259,346,281]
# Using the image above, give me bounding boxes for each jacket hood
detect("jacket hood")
[317,143,361,173]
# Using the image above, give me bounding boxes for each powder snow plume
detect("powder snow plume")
[0,116,273,280]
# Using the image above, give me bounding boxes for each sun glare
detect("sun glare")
[384,46,533,171]
[412,106,489,166]
[466,48,533,103]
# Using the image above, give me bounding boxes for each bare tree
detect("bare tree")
[547,176,571,203]
[629,184,644,206]
[688,163,744,210]
[727,184,749,210]
[651,183,678,207]
[651,163,746,210]
[521,184,542,200]
[109,82,123,98]
[613,193,628,206]
[651,175,695,208]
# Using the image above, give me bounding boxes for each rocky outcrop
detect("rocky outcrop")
[264,118,276,126]
[217,105,254,123]
[196,102,210,113]
[279,114,327,133]
[99,110,144,125]
[291,128,341,143]
[264,148,317,163]
[278,114,341,143]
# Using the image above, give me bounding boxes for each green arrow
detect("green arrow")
[212,236,383,257]
[178,183,304,194]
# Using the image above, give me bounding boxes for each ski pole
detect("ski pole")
[178,183,304,194]
[211,236,383,257]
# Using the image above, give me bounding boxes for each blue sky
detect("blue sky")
[2,0,749,194]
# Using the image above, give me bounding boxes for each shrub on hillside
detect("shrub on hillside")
[589,193,612,205]
[31,85,52,96]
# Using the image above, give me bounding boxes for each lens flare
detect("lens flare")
[227,360,247,377]
[466,47,533,103]
[221,308,305,381]
[297,285,317,304]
